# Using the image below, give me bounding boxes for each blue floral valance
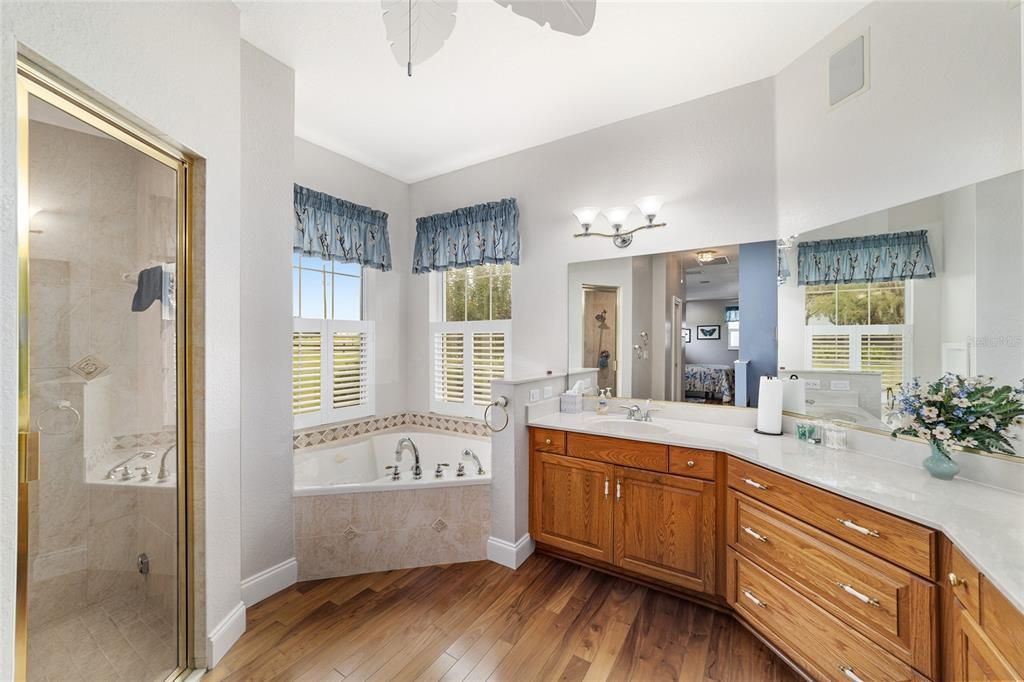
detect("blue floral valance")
[797,229,935,286]
[412,198,520,274]
[294,184,392,271]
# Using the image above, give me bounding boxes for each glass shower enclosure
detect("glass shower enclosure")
[15,61,192,682]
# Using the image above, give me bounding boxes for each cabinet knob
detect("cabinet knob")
[948,572,968,588]
[544,438,552,445]
[686,460,695,468]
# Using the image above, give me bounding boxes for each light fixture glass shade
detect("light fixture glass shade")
[572,206,601,227]
[635,195,663,218]
[603,206,632,226]
[695,250,717,265]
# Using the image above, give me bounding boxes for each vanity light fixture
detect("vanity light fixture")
[572,196,667,248]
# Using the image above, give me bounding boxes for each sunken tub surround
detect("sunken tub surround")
[293,414,492,581]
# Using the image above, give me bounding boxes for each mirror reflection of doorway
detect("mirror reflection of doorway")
[582,286,618,395]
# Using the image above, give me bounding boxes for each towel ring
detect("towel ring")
[483,396,510,433]
[37,400,82,436]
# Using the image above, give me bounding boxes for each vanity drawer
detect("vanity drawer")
[531,428,566,454]
[728,457,936,579]
[727,549,921,682]
[668,446,716,481]
[946,542,981,620]
[728,491,936,676]
[567,432,667,471]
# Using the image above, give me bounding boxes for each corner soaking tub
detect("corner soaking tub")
[294,430,491,496]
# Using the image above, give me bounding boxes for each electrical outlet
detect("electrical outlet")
[529,389,540,402]
[543,386,554,398]
[804,379,821,389]
[830,380,851,391]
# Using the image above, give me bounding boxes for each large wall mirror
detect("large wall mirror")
[567,240,779,409]
[567,170,1023,460]
[779,170,1024,458]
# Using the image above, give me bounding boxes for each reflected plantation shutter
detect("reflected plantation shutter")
[860,333,905,389]
[431,322,510,417]
[293,320,374,427]
[809,333,851,371]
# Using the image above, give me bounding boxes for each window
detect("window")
[431,264,512,417]
[804,282,909,390]
[292,254,374,426]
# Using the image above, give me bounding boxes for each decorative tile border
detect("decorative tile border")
[110,429,177,452]
[293,412,489,450]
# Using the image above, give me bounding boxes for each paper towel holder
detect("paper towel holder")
[754,428,783,436]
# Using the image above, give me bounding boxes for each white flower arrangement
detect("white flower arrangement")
[892,374,1024,456]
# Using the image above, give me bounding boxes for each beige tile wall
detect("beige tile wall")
[294,485,491,581]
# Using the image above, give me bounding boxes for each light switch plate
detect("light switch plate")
[804,379,821,389]
[529,389,540,402]
[830,380,851,391]
[543,386,554,398]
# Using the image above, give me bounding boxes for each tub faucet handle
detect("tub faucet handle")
[456,462,466,477]
[385,465,401,481]
[435,463,450,478]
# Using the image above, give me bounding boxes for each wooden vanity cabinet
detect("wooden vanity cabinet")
[530,451,614,562]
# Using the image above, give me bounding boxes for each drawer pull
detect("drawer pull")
[604,478,609,498]
[742,477,770,490]
[742,590,767,609]
[544,438,552,445]
[742,526,768,543]
[836,518,880,538]
[686,460,695,468]
[835,581,880,608]
[948,572,968,588]
[838,665,864,682]
[616,480,622,500]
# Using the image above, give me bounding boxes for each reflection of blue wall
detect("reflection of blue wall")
[739,241,779,406]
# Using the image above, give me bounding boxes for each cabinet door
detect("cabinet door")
[613,467,716,593]
[531,451,614,562]
[952,605,1020,682]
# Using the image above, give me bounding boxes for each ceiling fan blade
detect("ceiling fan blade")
[382,0,458,71]
[493,0,596,36]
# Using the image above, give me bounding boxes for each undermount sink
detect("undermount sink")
[589,419,671,437]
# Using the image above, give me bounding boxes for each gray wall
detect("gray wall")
[240,42,296,595]
[739,241,779,406]
[684,299,738,366]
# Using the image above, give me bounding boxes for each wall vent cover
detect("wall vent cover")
[829,32,870,106]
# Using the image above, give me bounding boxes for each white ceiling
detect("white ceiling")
[679,243,740,300]
[239,1,865,183]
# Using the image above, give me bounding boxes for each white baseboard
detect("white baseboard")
[206,601,246,668]
[241,557,298,606]
[487,534,535,569]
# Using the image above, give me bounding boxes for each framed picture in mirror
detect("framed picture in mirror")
[696,325,721,341]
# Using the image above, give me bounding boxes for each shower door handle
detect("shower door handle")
[18,432,39,483]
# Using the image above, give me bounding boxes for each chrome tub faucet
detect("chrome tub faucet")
[396,437,422,480]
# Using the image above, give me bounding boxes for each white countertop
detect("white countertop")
[529,411,1024,613]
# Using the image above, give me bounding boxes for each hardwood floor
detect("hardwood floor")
[205,555,799,682]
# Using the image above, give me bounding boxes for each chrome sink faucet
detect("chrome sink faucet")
[623,403,661,422]
[396,437,422,480]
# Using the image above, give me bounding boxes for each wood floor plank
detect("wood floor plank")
[208,555,798,682]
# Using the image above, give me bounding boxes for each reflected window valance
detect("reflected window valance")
[294,184,392,271]
[797,230,935,286]
[412,198,520,274]
[724,305,739,323]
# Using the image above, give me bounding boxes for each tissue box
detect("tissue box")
[560,392,584,414]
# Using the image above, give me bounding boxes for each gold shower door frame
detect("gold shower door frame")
[14,58,195,682]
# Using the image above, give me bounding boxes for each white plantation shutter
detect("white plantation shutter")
[472,332,506,406]
[860,333,904,389]
[430,321,510,417]
[433,332,465,404]
[294,320,374,427]
[332,331,369,408]
[292,330,322,416]
[810,334,851,371]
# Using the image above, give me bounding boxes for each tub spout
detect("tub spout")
[396,437,422,480]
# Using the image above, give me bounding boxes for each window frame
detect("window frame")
[429,264,513,418]
[292,257,375,427]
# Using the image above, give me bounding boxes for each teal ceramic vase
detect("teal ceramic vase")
[923,442,960,480]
